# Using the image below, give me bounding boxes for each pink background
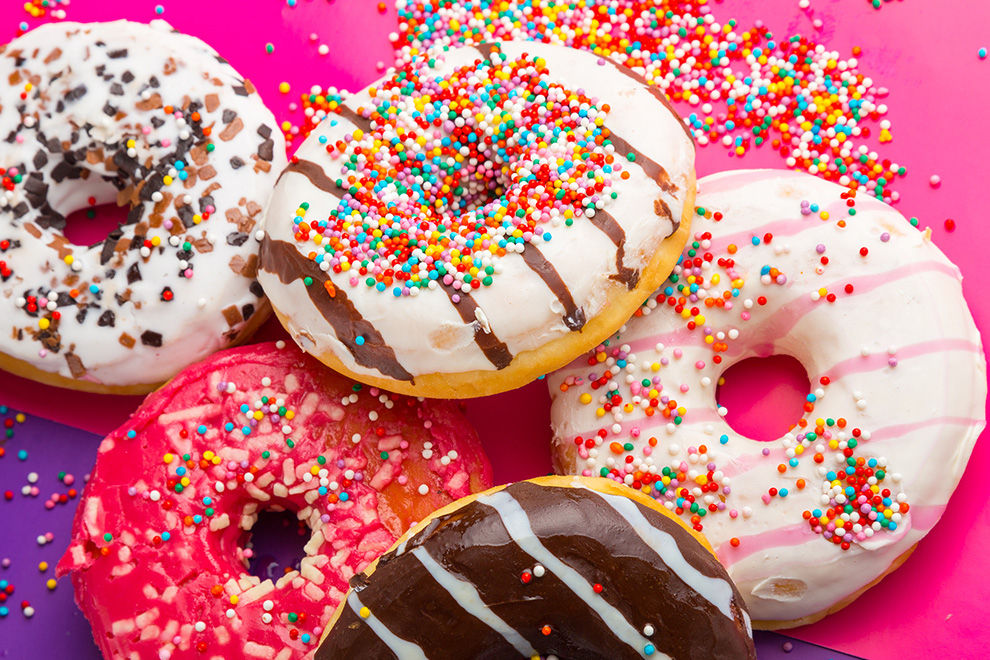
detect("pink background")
[3,0,989,657]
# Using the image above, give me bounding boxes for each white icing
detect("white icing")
[548,169,986,622]
[259,42,692,382]
[0,20,286,386]
[409,546,536,656]
[478,489,664,658]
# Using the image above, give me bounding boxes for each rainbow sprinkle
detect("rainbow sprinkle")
[388,0,905,203]
[289,47,627,297]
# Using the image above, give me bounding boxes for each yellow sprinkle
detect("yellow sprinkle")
[38,318,50,330]
[285,410,295,420]
[163,175,173,185]
[230,595,239,605]
[38,561,48,572]
[310,465,320,476]
[278,82,291,94]
[579,393,592,405]
[163,453,174,464]
[63,255,73,265]
[46,579,57,591]
[359,607,371,619]
[180,477,190,487]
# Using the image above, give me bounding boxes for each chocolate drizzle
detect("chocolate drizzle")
[277,159,338,194]
[520,244,586,331]
[316,481,756,660]
[259,237,415,382]
[336,104,374,134]
[603,128,672,193]
[587,210,640,289]
[438,284,513,369]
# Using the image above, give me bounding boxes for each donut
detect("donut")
[55,341,492,659]
[315,476,756,659]
[548,169,986,627]
[0,20,286,393]
[259,41,695,398]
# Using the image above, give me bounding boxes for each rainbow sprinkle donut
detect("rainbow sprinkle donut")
[0,21,286,393]
[57,341,492,659]
[549,169,986,627]
[259,42,695,397]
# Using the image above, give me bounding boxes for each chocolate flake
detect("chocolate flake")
[140,330,163,347]
[126,262,142,284]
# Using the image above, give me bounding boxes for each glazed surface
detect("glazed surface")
[0,20,285,387]
[549,169,986,623]
[317,478,755,659]
[57,341,492,659]
[259,41,693,386]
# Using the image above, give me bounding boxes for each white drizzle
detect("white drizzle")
[477,489,668,659]
[409,546,536,657]
[346,590,428,660]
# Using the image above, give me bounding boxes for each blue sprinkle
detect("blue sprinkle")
[176,466,187,476]
[355,335,366,346]
[339,492,350,502]
[161,531,171,541]
[202,497,212,506]
[17,449,27,461]
[644,644,656,656]
[126,430,137,439]
[197,424,207,435]
[719,434,729,445]
[193,515,202,524]
[242,426,252,436]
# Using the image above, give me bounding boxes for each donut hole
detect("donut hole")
[243,508,310,580]
[716,355,810,442]
[62,201,130,247]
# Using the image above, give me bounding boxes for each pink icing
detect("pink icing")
[56,342,492,660]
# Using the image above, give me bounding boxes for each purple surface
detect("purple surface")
[0,408,861,659]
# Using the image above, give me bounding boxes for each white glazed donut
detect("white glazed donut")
[0,20,286,392]
[548,169,986,626]
[259,41,695,398]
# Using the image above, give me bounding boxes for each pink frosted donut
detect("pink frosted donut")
[56,341,492,659]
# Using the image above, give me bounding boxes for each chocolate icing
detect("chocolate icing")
[316,481,756,660]
[521,243,586,331]
[587,210,640,289]
[259,237,415,381]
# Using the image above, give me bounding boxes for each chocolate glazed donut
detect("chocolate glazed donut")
[316,477,756,659]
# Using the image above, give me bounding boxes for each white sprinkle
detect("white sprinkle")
[417,484,430,495]
[262,600,274,611]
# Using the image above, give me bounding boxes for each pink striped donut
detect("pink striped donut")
[548,169,985,627]
[57,341,492,659]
